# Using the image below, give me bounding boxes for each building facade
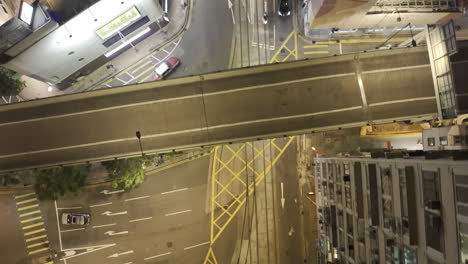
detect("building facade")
[315,156,468,263]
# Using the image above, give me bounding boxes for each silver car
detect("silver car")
[61,213,90,226]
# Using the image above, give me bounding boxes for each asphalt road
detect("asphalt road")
[38,155,229,264]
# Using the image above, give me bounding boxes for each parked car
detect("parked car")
[61,213,90,226]
[152,56,180,80]
[278,0,290,16]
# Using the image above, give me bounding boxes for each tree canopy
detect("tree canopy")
[0,67,25,96]
[34,165,89,200]
[102,156,151,189]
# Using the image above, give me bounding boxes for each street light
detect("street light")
[135,131,144,157]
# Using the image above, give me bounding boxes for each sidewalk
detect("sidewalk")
[19,0,191,98]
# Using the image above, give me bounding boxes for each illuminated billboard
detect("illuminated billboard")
[96,6,141,39]
[18,1,34,25]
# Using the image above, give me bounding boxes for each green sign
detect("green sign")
[96,6,141,39]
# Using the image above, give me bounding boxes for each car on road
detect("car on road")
[278,0,290,16]
[152,56,180,80]
[61,212,90,226]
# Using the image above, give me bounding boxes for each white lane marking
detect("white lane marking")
[57,206,82,210]
[165,209,192,217]
[124,195,150,202]
[368,96,436,107]
[0,105,363,160]
[144,252,172,260]
[102,211,127,216]
[92,223,117,229]
[61,228,85,233]
[104,230,129,236]
[107,250,134,258]
[183,241,210,250]
[129,217,152,223]
[101,189,125,195]
[89,202,112,208]
[54,200,63,251]
[161,188,188,195]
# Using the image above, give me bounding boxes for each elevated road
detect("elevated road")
[0,47,438,172]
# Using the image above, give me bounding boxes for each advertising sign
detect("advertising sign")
[96,6,141,39]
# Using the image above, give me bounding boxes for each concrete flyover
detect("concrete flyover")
[0,46,438,172]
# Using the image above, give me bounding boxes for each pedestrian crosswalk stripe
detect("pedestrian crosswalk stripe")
[27,241,49,249]
[28,247,48,255]
[19,210,41,218]
[15,192,35,199]
[25,234,47,242]
[18,204,39,211]
[24,228,45,236]
[20,216,42,224]
[22,222,44,230]
[16,198,37,205]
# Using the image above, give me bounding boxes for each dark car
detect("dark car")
[61,213,90,226]
[278,0,290,16]
[152,56,180,80]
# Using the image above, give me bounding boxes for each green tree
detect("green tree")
[102,156,152,189]
[0,67,25,96]
[34,165,89,200]
[0,174,20,186]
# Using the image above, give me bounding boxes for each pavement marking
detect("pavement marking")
[107,250,134,258]
[25,234,47,242]
[18,204,39,211]
[131,60,153,74]
[20,210,41,217]
[144,252,172,260]
[124,195,150,202]
[161,188,188,195]
[89,202,112,208]
[27,241,49,249]
[93,223,117,229]
[104,230,128,236]
[28,247,49,255]
[57,206,82,210]
[165,209,192,216]
[304,51,328,55]
[183,241,210,250]
[15,192,35,199]
[16,198,37,205]
[304,44,328,48]
[102,210,127,216]
[22,222,44,230]
[24,228,45,236]
[54,200,63,251]
[60,243,116,261]
[306,196,317,206]
[129,217,152,222]
[61,228,85,233]
[20,216,42,224]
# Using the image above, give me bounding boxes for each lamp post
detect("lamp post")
[135,131,144,157]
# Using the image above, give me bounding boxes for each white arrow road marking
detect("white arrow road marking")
[60,244,116,261]
[101,211,127,216]
[107,250,134,258]
[104,230,129,236]
[100,189,125,195]
[280,182,285,209]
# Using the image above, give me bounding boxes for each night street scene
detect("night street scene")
[0,0,468,263]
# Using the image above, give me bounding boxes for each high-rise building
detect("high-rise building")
[314,155,467,263]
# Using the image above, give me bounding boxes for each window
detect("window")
[381,167,394,231]
[401,247,417,264]
[427,137,436,146]
[454,173,468,263]
[453,135,462,144]
[439,136,448,145]
[399,168,409,235]
[422,170,444,252]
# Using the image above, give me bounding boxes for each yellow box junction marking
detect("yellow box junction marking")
[204,137,295,263]
[270,31,298,63]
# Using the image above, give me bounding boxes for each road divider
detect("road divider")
[93,223,117,229]
[161,188,188,195]
[165,209,191,216]
[144,252,172,260]
[183,241,210,250]
[124,195,150,202]
[89,202,112,208]
[129,217,152,223]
